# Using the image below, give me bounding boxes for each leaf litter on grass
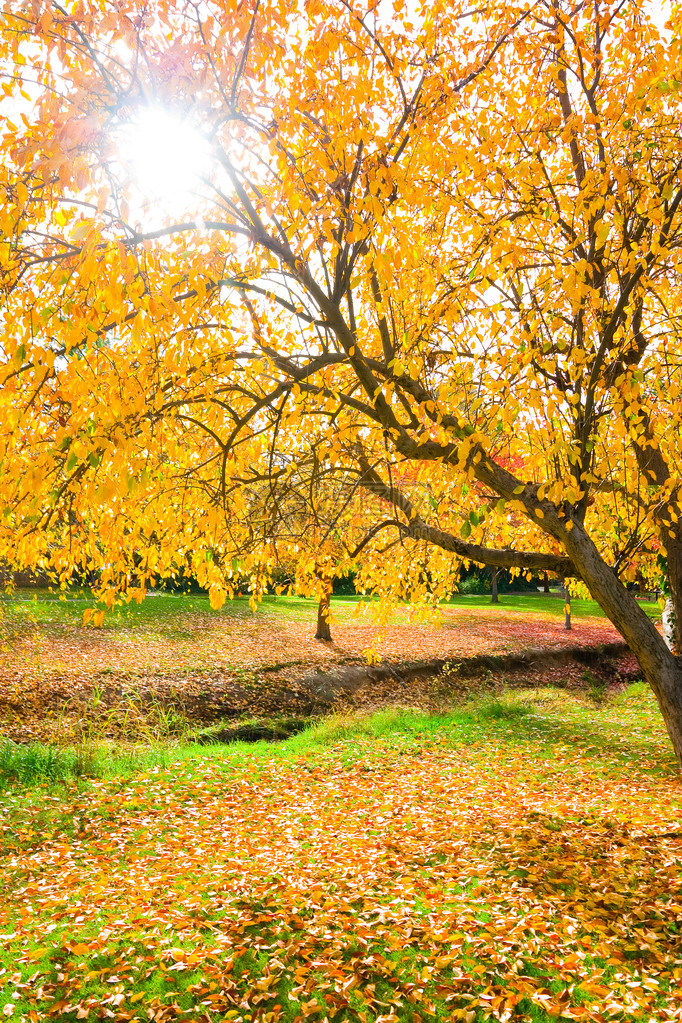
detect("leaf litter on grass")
[0,597,631,745]
[1,688,682,1023]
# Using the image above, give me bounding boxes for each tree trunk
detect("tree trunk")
[651,655,682,760]
[315,581,332,641]
[490,568,499,603]
[563,584,571,631]
[543,572,550,593]
[562,523,682,765]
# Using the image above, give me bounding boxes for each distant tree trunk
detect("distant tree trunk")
[563,584,571,630]
[315,580,333,641]
[663,595,678,654]
[543,572,550,593]
[490,567,499,603]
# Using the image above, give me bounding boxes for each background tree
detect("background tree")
[3,1,682,758]
[490,569,500,605]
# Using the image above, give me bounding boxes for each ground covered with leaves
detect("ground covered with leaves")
[0,592,650,745]
[1,685,681,1023]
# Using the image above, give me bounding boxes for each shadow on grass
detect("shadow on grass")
[479,705,678,776]
[308,695,678,777]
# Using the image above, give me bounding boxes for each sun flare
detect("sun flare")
[122,105,210,208]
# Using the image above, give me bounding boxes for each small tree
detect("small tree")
[490,568,499,605]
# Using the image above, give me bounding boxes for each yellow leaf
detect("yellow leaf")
[71,220,91,242]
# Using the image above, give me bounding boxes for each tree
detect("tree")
[3,1,682,759]
[491,569,500,605]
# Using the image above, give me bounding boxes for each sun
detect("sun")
[121,105,211,210]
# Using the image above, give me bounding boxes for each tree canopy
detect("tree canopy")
[3,0,682,758]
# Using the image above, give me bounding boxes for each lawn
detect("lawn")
[0,588,662,629]
[1,685,681,1023]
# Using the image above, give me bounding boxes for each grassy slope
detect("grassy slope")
[1,684,681,1023]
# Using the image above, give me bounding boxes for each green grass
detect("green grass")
[0,586,662,633]
[1,587,248,628]
[0,736,192,787]
[444,590,662,620]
